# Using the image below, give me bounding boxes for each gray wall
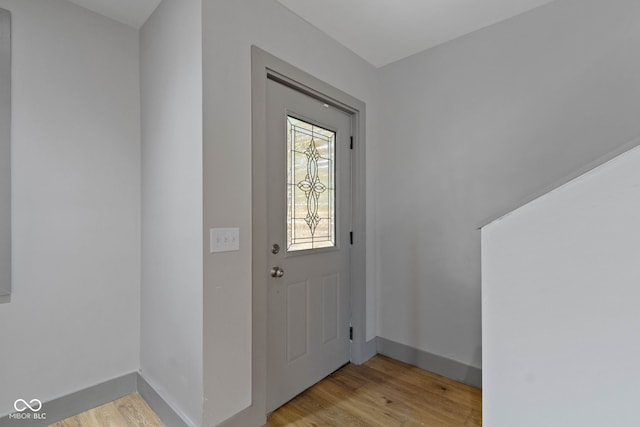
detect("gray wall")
[376,0,640,370]
[202,0,381,423]
[0,0,141,417]
[140,0,203,426]
[2,0,638,422]
[0,9,9,299]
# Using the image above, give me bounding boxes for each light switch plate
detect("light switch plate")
[210,228,240,253]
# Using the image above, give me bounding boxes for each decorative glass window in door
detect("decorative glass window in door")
[287,116,335,251]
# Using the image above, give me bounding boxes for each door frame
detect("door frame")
[235,46,366,426]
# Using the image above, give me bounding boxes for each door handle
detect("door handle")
[270,266,285,278]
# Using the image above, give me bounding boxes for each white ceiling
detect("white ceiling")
[65,0,557,66]
[66,0,161,29]
[277,0,557,67]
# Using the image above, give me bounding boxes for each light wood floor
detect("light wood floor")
[49,393,163,427]
[265,355,482,426]
[48,356,481,426]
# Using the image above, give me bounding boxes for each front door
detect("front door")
[266,77,352,412]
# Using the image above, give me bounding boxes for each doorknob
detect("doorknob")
[270,266,285,278]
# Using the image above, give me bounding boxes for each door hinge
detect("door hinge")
[349,326,353,341]
[350,231,353,245]
[350,136,353,150]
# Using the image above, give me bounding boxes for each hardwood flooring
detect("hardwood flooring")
[48,355,481,426]
[265,355,482,426]
[49,393,163,427]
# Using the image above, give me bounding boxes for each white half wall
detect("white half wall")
[376,0,640,371]
[0,0,140,416]
[482,143,640,426]
[140,0,203,425]
[201,0,380,423]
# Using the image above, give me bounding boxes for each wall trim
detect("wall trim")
[0,373,191,427]
[0,373,136,427]
[137,374,191,427]
[377,337,482,389]
[478,134,640,229]
[217,404,257,427]
[364,337,378,361]
[0,8,11,301]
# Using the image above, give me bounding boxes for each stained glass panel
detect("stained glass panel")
[287,116,335,251]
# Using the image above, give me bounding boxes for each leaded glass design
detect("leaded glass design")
[287,116,336,251]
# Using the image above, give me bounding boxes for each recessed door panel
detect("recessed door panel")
[322,274,339,344]
[286,281,308,362]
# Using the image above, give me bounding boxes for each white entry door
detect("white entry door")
[266,78,352,412]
